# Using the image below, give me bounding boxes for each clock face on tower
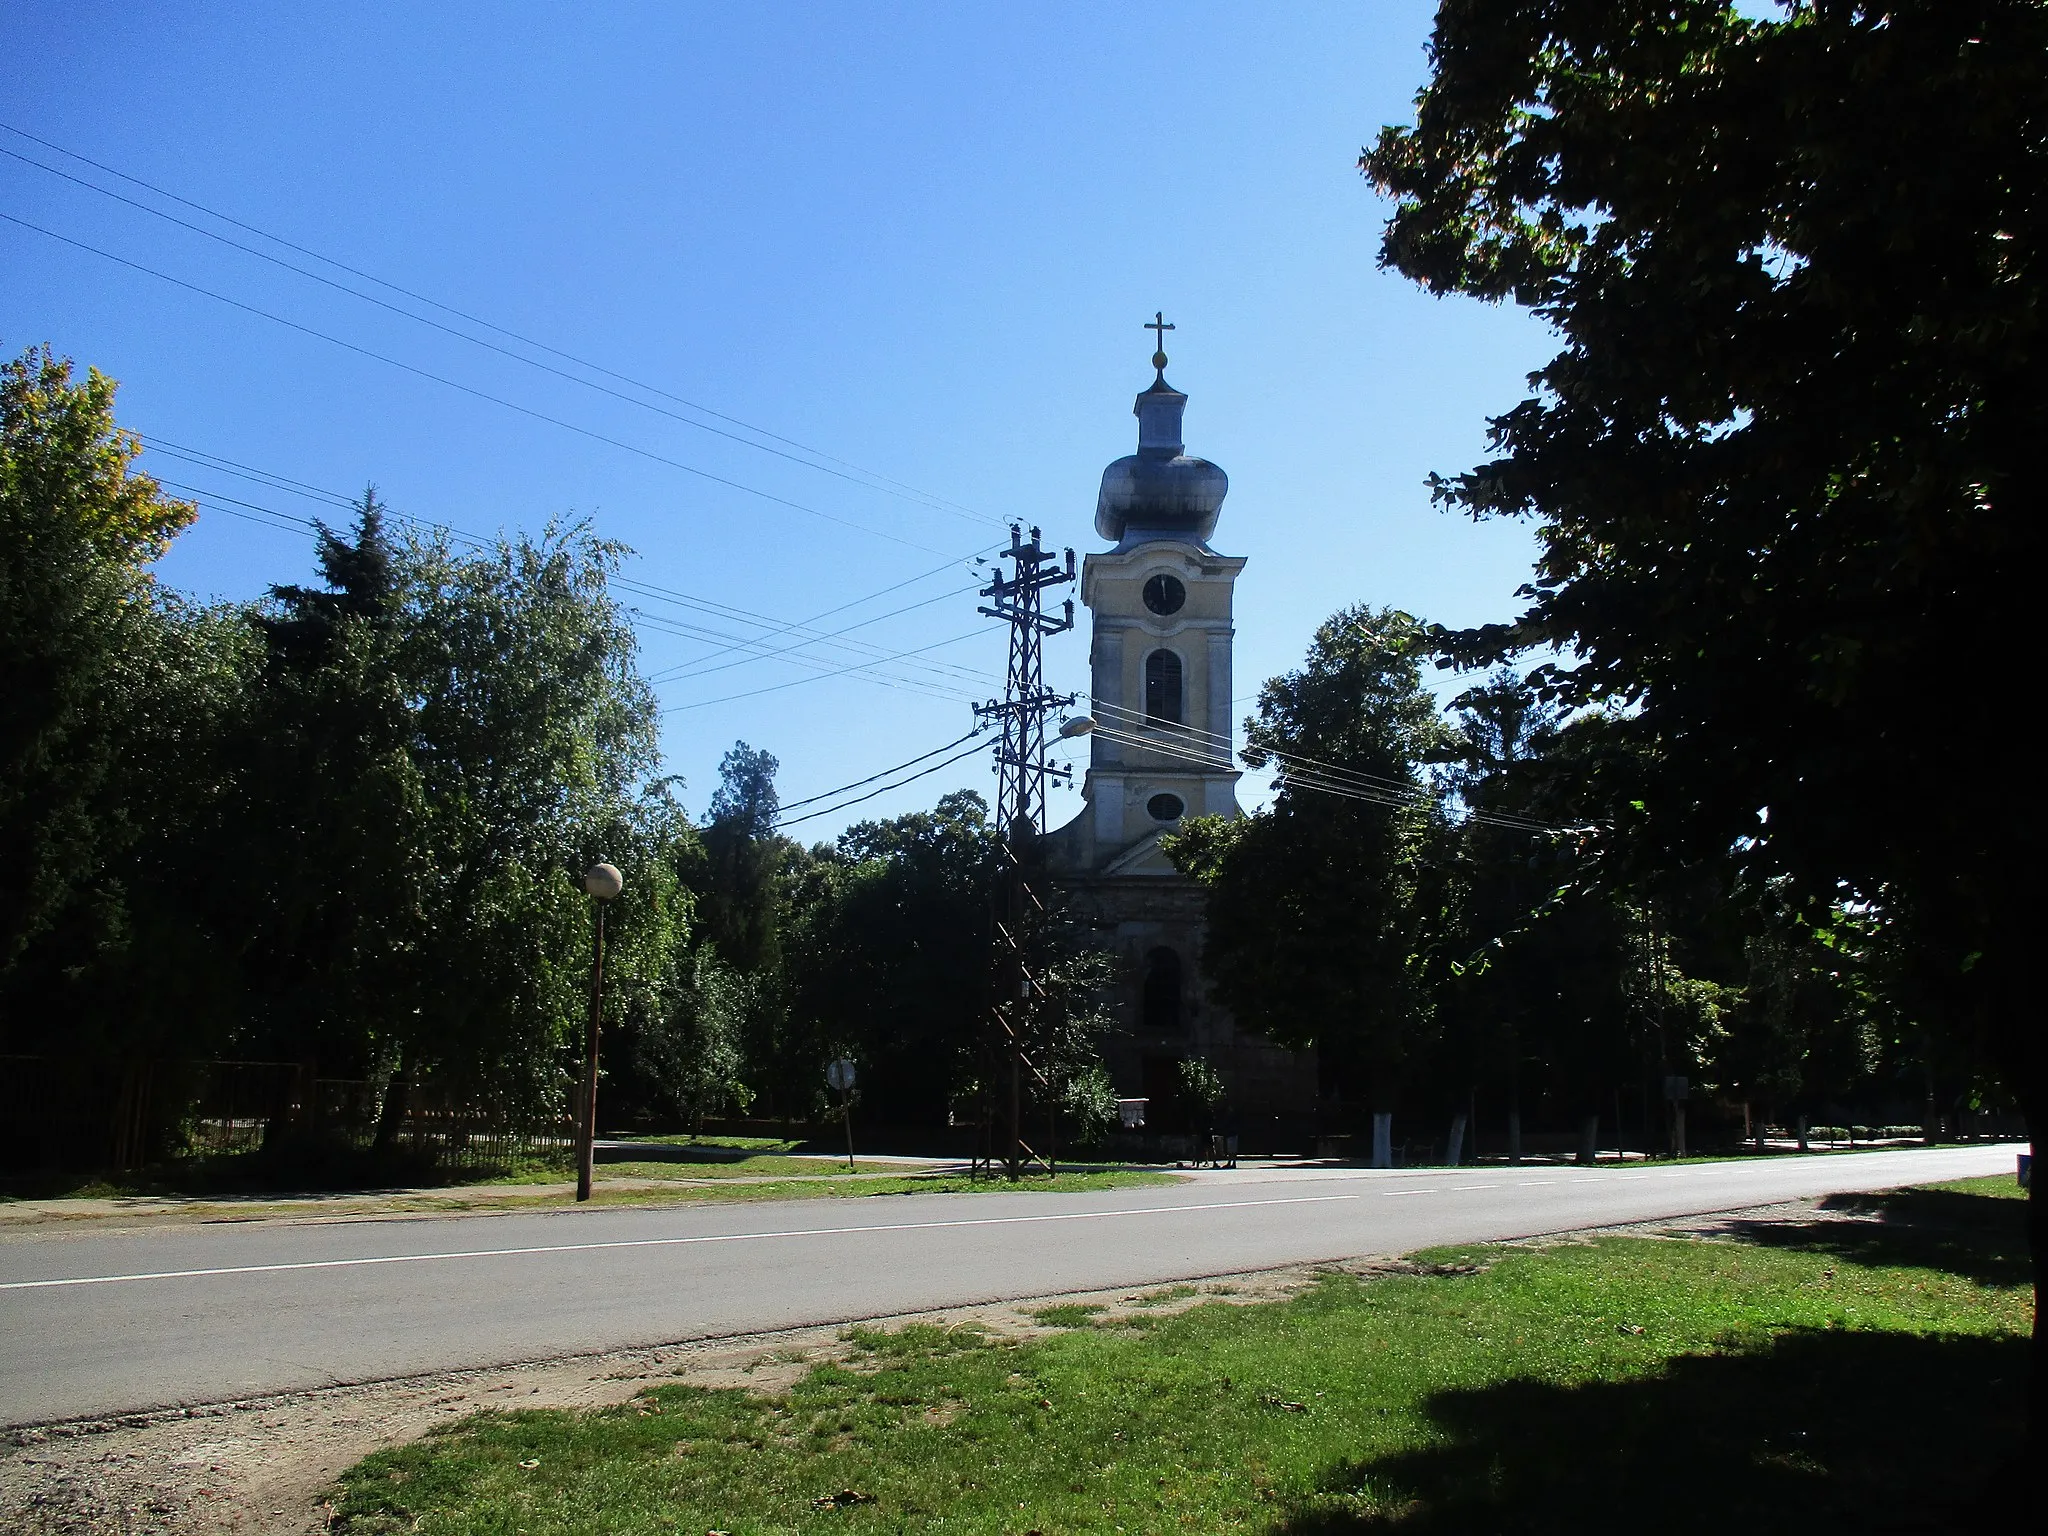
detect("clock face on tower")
[1142,573,1186,616]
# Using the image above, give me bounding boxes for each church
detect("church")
[1044,327,1319,1151]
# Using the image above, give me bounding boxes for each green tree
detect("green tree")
[791,790,1000,1126]
[700,742,785,975]
[1364,0,2047,1440]
[390,520,660,1117]
[230,495,424,1101]
[0,346,195,985]
[1168,607,1459,1133]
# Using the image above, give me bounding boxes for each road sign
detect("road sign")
[827,1058,857,1093]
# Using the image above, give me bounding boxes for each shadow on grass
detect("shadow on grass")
[1277,1327,2025,1534]
[1722,1187,2032,1290]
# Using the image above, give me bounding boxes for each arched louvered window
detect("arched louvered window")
[1144,649,1183,725]
[1142,947,1182,1034]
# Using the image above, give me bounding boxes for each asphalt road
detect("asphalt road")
[0,1144,2019,1427]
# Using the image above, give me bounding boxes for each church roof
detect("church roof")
[1094,363,1229,546]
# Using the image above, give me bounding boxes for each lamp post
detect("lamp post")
[576,862,623,1202]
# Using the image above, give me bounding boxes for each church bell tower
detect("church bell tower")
[1045,319,1314,1145]
[1049,317,1244,869]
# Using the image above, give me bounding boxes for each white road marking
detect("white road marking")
[3,1150,1999,1294]
[3,1190,1403,1291]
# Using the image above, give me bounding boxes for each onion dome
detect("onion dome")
[1094,343,1228,546]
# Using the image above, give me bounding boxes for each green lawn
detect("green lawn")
[329,1175,2031,1533]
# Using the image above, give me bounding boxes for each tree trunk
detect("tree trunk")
[1446,1112,1467,1167]
[372,1052,412,1155]
[1797,1114,1809,1153]
[1578,1113,1598,1165]
[1370,1112,1393,1169]
[1507,1106,1522,1164]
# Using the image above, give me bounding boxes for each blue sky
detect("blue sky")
[2,1,1555,837]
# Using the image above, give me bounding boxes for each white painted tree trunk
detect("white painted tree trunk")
[1446,1112,1467,1166]
[1797,1115,1810,1153]
[1371,1112,1393,1169]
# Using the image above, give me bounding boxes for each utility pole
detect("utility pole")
[575,862,623,1202]
[972,524,1076,1180]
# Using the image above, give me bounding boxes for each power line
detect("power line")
[649,581,981,686]
[0,146,992,526]
[1,211,961,556]
[776,739,995,830]
[776,727,986,814]
[1087,696,1554,827]
[660,628,992,713]
[0,122,995,526]
[150,476,999,709]
[1087,697,1462,803]
[1083,721,1559,832]
[139,435,1004,690]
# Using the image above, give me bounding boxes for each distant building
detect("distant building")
[1044,338,1317,1148]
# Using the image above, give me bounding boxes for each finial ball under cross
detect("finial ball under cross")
[1146,311,1174,373]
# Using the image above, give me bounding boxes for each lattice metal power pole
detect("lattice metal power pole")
[972,523,1076,1180]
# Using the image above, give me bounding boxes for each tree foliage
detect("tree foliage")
[1363,0,2046,1439]
[0,347,196,976]
[1363,0,2045,1095]
[1167,607,1458,1106]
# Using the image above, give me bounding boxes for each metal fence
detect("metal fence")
[0,1055,571,1175]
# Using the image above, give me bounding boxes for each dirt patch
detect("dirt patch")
[1499,1193,1881,1249]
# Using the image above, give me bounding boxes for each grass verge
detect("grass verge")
[482,1156,913,1184]
[330,1175,2030,1533]
[508,1169,1181,1208]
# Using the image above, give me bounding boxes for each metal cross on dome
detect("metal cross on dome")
[1146,311,1174,371]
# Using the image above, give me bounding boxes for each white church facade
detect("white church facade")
[1044,337,1319,1148]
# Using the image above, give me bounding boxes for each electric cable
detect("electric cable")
[661,628,992,713]
[139,435,1004,688]
[1087,697,1462,802]
[0,122,994,526]
[1,211,960,556]
[649,581,982,685]
[1087,697,1554,827]
[1083,721,1559,832]
[0,145,995,526]
[776,739,996,831]
[776,727,986,814]
[152,477,996,707]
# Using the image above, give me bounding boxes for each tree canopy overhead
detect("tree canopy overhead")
[1364,0,2044,1436]
[1365,0,2044,1056]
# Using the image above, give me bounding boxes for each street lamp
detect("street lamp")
[575,862,623,1202]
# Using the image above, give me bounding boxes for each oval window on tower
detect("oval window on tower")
[1147,793,1185,822]
[1142,573,1186,616]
